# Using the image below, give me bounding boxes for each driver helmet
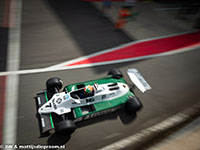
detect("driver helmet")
[84,85,94,94]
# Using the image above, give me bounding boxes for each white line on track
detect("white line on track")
[0,41,199,77]
[47,30,199,69]
[0,5,198,148]
[3,0,22,148]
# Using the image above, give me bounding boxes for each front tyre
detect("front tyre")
[55,120,76,136]
[46,77,63,91]
[125,96,143,114]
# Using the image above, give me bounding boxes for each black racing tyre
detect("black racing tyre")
[125,97,143,114]
[55,120,76,135]
[108,69,123,79]
[46,77,63,91]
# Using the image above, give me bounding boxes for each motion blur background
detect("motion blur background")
[0,0,200,149]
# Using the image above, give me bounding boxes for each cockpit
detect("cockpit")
[70,89,95,99]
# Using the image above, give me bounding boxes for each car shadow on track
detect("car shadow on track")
[47,109,137,148]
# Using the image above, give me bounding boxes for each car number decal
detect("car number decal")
[86,98,95,103]
[45,103,52,108]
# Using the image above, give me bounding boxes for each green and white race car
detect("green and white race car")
[35,68,151,137]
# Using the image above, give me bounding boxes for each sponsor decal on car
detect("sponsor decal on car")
[41,118,45,128]
[74,106,121,122]
[52,99,57,110]
[56,98,62,104]
[63,94,69,100]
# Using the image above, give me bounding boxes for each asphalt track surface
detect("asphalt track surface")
[1,0,200,150]
[20,0,132,70]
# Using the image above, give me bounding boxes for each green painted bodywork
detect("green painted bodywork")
[65,75,125,92]
[64,76,135,119]
[44,92,54,128]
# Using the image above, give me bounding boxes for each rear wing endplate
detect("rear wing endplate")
[127,68,152,93]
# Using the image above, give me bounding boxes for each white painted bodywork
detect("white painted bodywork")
[38,83,129,115]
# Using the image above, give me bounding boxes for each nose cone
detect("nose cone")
[38,103,52,114]
[38,106,45,114]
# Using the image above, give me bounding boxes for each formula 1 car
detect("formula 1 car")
[35,68,151,137]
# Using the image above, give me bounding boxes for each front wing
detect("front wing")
[35,91,54,136]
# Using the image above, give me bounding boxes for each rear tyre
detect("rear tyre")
[125,96,143,114]
[108,69,123,79]
[46,77,63,91]
[119,109,137,125]
[55,120,76,136]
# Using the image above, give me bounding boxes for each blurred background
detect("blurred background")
[0,0,200,149]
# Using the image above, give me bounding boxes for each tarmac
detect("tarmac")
[93,1,200,150]
[147,116,200,150]
[0,0,200,149]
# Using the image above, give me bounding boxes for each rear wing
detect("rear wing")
[127,68,151,93]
